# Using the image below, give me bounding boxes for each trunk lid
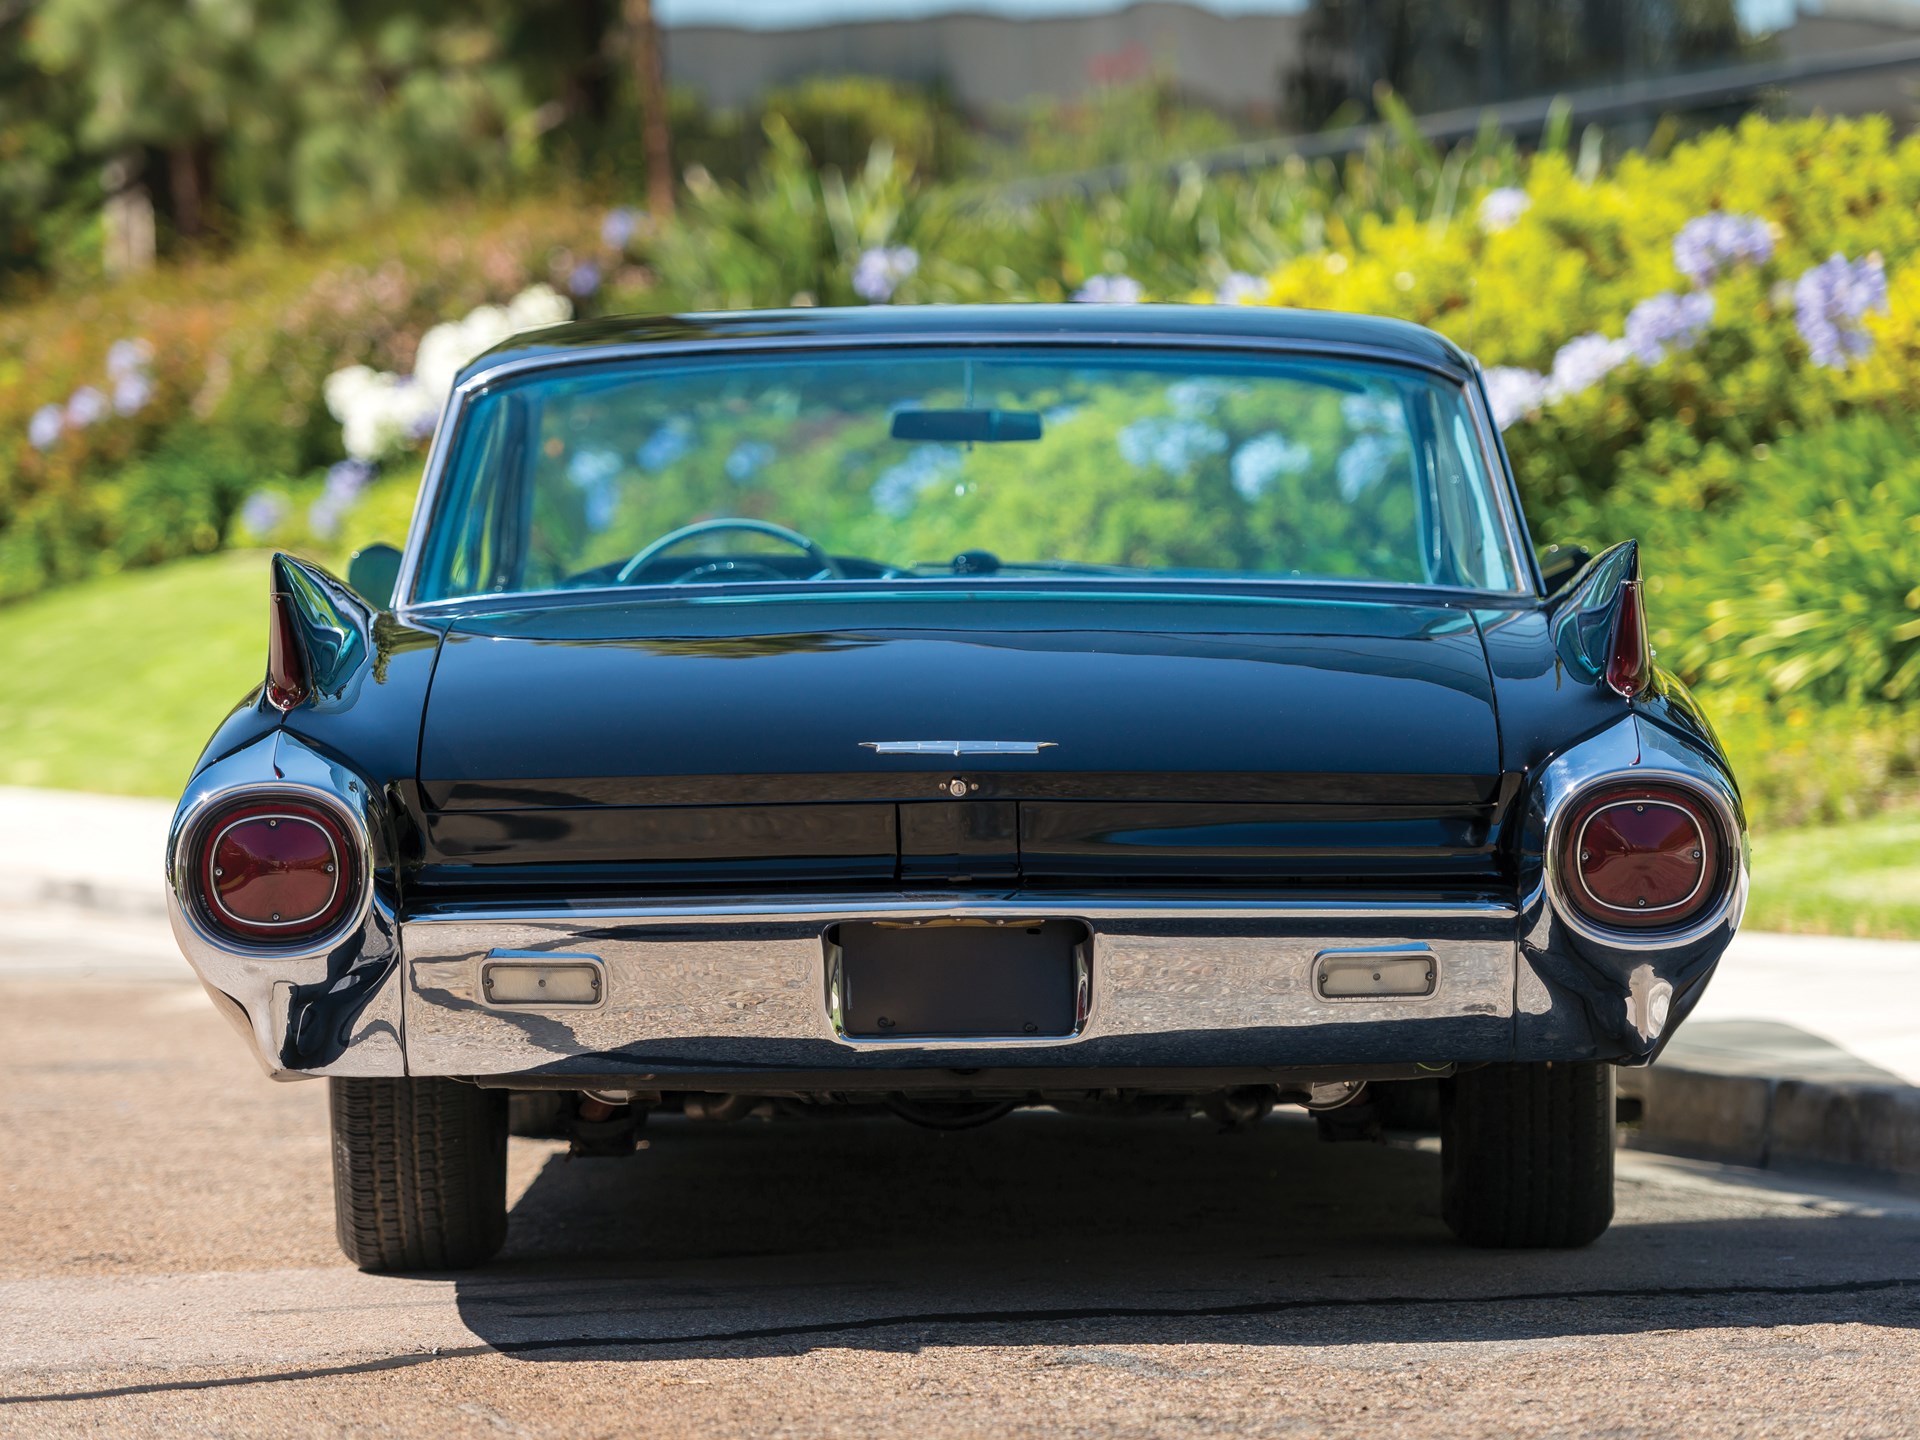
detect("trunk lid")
[414,592,1504,894]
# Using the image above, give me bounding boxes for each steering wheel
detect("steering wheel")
[615,518,844,585]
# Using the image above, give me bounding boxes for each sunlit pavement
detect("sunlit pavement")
[1,904,1918,1437]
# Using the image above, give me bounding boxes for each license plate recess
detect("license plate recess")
[828,919,1088,1041]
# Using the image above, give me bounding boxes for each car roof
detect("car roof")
[455,303,1475,388]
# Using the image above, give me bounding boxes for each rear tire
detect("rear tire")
[330,1077,509,1272]
[1440,1061,1614,1248]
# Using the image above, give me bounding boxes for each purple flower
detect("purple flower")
[1672,213,1773,286]
[568,261,602,299]
[105,338,152,380]
[238,490,288,538]
[310,460,375,538]
[1545,334,1631,402]
[1478,187,1531,233]
[871,444,962,517]
[725,439,774,482]
[636,417,694,471]
[1212,272,1267,305]
[1072,273,1144,304]
[324,458,375,502]
[1481,367,1549,429]
[852,246,919,304]
[1117,417,1227,472]
[112,372,152,416]
[601,207,639,251]
[1794,252,1888,369]
[1230,431,1310,499]
[65,386,108,428]
[1624,290,1715,365]
[28,404,63,451]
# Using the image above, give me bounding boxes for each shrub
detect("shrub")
[0,196,602,598]
[1595,411,1920,708]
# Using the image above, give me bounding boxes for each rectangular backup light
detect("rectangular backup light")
[1314,947,1437,1000]
[481,954,604,1008]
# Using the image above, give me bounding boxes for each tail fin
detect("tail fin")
[1548,539,1649,700]
[266,553,371,712]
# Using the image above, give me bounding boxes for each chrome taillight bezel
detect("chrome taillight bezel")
[173,784,371,955]
[1543,766,1742,949]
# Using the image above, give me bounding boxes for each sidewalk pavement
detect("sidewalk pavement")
[2,786,1915,1179]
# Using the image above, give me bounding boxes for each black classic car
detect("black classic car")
[167,305,1746,1270]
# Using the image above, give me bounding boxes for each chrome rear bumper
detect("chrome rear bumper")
[398,893,1518,1078]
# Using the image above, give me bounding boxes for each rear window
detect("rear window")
[414,347,1524,602]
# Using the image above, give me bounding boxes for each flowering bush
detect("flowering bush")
[320,283,571,461]
[0,198,600,600]
[1245,116,1920,522]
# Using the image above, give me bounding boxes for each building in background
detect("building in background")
[657,0,1920,127]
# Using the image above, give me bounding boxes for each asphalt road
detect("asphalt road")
[3,903,1919,1439]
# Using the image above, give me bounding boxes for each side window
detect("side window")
[1422,390,1516,591]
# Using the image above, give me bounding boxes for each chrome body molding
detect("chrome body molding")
[166,731,405,1079]
[860,740,1059,755]
[397,895,1518,1077]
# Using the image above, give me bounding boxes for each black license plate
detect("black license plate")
[832,919,1086,1040]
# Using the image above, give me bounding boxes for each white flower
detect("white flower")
[106,338,153,380]
[1211,272,1267,305]
[1544,334,1632,402]
[112,373,153,416]
[65,386,108,428]
[1073,274,1144,304]
[325,286,574,462]
[324,365,383,424]
[1478,187,1531,233]
[411,323,474,405]
[28,404,63,451]
[507,283,573,332]
[328,369,437,461]
[1481,367,1549,429]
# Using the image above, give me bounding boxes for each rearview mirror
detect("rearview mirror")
[346,543,403,608]
[890,408,1042,443]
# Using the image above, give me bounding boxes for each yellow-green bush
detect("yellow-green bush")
[1256,116,1920,507]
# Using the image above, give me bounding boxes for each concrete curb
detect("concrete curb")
[1619,1065,1920,1181]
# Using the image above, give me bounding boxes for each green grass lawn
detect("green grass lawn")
[1746,812,1920,940]
[0,550,269,797]
[2,552,1916,940]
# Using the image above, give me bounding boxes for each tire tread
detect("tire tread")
[1440,1061,1614,1248]
[330,1077,508,1272]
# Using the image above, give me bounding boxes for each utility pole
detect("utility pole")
[625,0,675,218]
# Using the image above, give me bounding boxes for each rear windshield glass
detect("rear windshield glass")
[413,347,1524,602]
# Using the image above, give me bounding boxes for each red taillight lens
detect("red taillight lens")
[1558,785,1721,931]
[196,799,355,943]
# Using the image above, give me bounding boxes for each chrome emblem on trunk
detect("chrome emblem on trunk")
[860,740,1058,756]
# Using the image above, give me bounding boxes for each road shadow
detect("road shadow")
[453,1109,1920,1361]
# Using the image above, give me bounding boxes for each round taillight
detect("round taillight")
[1557,785,1721,931]
[196,799,356,944]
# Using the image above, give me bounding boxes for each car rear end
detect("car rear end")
[165,308,1746,1269]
